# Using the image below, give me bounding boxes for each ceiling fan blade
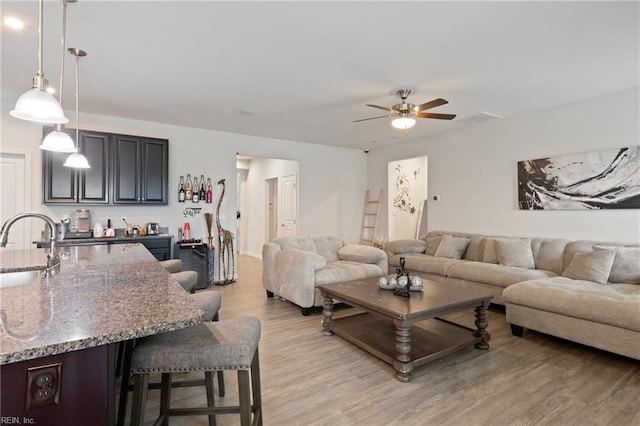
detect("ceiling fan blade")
[365,104,392,112]
[417,112,457,120]
[416,98,448,112]
[353,115,389,123]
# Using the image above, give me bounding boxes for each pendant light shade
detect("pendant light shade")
[10,0,68,124]
[63,47,90,169]
[63,152,90,168]
[41,0,77,152]
[41,127,76,152]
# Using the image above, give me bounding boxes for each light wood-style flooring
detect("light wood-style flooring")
[128,255,640,425]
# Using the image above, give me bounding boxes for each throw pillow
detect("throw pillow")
[424,236,443,256]
[481,238,499,264]
[561,249,616,285]
[495,238,535,269]
[593,246,640,284]
[434,235,470,259]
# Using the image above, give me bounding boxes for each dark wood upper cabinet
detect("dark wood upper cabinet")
[42,129,110,204]
[43,129,168,206]
[112,135,168,205]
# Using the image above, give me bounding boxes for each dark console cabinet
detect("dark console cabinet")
[43,129,168,206]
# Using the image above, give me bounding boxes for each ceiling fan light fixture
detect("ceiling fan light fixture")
[392,116,416,130]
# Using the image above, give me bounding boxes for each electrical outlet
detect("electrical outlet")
[26,363,62,410]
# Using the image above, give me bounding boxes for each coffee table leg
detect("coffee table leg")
[392,323,413,382]
[321,292,334,336]
[474,302,490,350]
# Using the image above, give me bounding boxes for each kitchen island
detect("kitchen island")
[0,243,202,425]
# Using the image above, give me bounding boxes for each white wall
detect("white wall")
[367,89,640,243]
[0,102,367,255]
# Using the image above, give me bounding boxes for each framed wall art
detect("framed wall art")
[518,146,640,210]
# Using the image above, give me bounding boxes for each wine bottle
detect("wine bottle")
[199,177,206,202]
[205,178,213,203]
[192,177,200,203]
[185,174,192,201]
[178,176,185,202]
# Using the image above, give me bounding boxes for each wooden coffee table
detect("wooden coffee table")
[320,277,493,382]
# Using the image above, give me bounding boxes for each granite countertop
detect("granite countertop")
[0,243,203,365]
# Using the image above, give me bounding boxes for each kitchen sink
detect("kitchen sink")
[0,270,42,288]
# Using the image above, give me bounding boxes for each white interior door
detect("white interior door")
[280,174,297,238]
[0,152,30,249]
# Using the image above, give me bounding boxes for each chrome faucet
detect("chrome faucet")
[0,212,61,275]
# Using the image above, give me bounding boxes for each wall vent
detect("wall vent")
[455,111,503,126]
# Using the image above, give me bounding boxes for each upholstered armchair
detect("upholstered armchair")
[262,235,387,315]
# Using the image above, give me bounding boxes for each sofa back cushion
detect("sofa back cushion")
[593,245,640,284]
[423,231,484,261]
[275,235,343,263]
[535,238,570,274]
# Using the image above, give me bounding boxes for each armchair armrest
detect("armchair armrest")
[384,239,427,256]
[273,249,328,308]
[338,244,388,273]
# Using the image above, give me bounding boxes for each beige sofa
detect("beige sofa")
[262,235,387,315]
[385,231,640,360]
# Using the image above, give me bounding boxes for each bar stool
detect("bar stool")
[116,291,225,426]
[171,270,198,293]
[129,317,262,426]
[159,258,183,273]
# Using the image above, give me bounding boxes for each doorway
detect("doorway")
[236,155,299,258]
[0,152,31,249]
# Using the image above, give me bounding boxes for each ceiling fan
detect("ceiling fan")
[354,89,456,130]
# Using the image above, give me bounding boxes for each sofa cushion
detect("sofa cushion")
[447,261,556,289]
[315,261,384,286]
[424,237,442,256]
[310,235,343,263]
[389,253,464,276]
[503,277,640,332]
[594,246,640,284]
[338,244,386,264]
[562,249,616,285]
[385,239,427,255]
[481,238,499,264]
[495,238,535,269]
[434,235,470,259]
[535,238,570,275]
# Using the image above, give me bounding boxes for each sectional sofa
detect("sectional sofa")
[384,231,640,360]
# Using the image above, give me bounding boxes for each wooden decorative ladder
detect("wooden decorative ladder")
[359,189,382,246]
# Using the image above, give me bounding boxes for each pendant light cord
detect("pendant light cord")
[37,0,44,78]
[59,0,67,104]
[75,52,79,149]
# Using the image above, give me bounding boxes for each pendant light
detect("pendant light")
[40,0,76,152]
[63,48,90,169]
[10,0,68,124]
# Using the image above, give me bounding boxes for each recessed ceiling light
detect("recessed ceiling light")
[237,108,256,116]
[3,16,25,30]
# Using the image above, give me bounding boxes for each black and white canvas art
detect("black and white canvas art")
[518,146,640,210]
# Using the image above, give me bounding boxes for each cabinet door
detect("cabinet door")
[112,135,141,204]
[43,129,109,204]
[140,138,168,204]
[78,131,110,204]
[43,150,77,204]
